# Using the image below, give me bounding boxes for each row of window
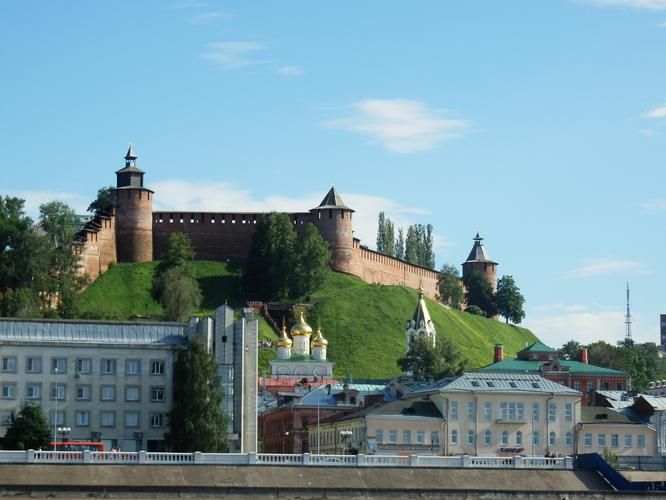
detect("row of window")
[0,410,166,429]
[374,429,440,445]
[1,383,165,403]
[318,427,366,446]
[583,433,645,449]
[1,357,165,376]
[449,401,574,423]
[450,429,573,448]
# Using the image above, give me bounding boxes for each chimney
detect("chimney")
[493,343,504,363]
[579,348,589,365]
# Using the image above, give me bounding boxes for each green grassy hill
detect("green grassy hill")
[75,263,538,379]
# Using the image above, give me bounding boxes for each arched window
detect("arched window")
[501,431,509,446]
[515,431,523,446]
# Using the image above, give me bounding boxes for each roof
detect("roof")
[333,398,443,423]
[479,358,625,375]
[410,288,434,332]
[279,383,391,409]
[463,233,497,264]
[581,406,642,425]
[413,372,580,396]
[313,186,353,211]
[519,342,556,354]
[125,144,137,160]
[636,395,666,411]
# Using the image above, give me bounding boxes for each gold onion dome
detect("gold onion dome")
[290,312,313,336]
[311,326,328,347]
[276,325,292,347]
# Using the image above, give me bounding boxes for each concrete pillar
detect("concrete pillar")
[83,450,91,464]
[514,455,523,468]
[410,454,419,466]
[356,454,366,466]
[248,452,257,464]
[26,449,34,463]
[138,450,147,464]
[565,456,573,469]
[303,453,311,465]
[462,455,470,467]
[194,451,203,463]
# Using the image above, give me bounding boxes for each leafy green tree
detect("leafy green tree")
[3,288,41,318]
[587,341,624,371]
[404,224,435,268]
[168,338,228,452]
[422,224,435,269]
[161,267,203,321]
[397,334,468,381]
[3,403,50,450]
[558,340,582,360]
[153,232,198,301]
[395,228,404,260]
[405,225,418,264]
[634,342,660,384]
[87,186,115,215]
[463,269,496,317]
[0,196,33,295]
[623,346,648,392]
[292,223,331,298]
[438,264,463,308]
[376,212,386,254]
[495,275,525,324]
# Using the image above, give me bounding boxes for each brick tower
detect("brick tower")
[114,145,154,262]
[310,187,355,275]
[462,233,498,291]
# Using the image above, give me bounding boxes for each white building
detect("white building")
[405,286,436,351]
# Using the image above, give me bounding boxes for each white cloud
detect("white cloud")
[201,42,264,69]
[640,128,656,136]
[170,0,207,9]
[189,12,228,24]
[2,190,90,220]
[322,99,470,154]
[586,0,666,9]
[642,198,666,211]
[563,259,646,278]
[643,106,666,118]
[277,65,304,77]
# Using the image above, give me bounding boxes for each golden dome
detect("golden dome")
[311,326,328,347]
[290,312,313,336]
[275,324,292,347]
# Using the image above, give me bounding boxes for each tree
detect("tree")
[405,225,418,264]
[463,269,496,317]
[376,212,386,254]
[494,275,525,324]
[558,340,582,360]
[623,346,648,392]
[153,232,198,301]
[404,224,435,268]
[395,228,404,260]
[422,224,435,269]
[168,338,228,452]
[291,223,331,298]
[438,264,463,308]
[397,335,468,381]
[587,341,624,371]
[3,403,50,450]
[160,267,203,321]
[87,186,115,215]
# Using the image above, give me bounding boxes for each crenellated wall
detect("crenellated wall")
[75,212,117,281]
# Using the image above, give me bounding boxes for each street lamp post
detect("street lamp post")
[57,426,71,444]
[339,430,352,455]
[52,367,59,451]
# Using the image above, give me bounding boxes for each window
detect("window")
[1,383,16,399]
[50,411,65,426]
[126,359,141,375]
[574,381,581,391]
[450,430,458,445]
[26,357,41,373]
[484,430,492,446]
[76,385,91,401]
[101,359,116,375]
[616,382,623,391]
[624,434,632,448]
[151,360,165,375]
[100,411,115,427]
[533,402,540,422]
[151,386,165,402]
[375,429,383,443]
[611,434,619,448]
[416,431,425,444]
[549,431,556,447]
[516,431,523,446]
[1,412,12,426]
[403,430,411,444]
[2,357,16,372]
[517,402,525,421]
[26,384,41,400]
[125,411,140,428]
[50,383,65,401]
[76,358,91,374]
[587,381,594,393]
[508,402,516,420]
[501,430,509,446]
[548,403,556,422]
[150,412,164,428]
[450,401,458,421]
[125,386,140,402]
[500,402,507,420]
[51,358,66,374]
[565,403,572,422]
[467,400,476,419]
[76,411,90,427]
[484,401,492,420]
[598,433,606,447]
[430,431,439,445]
[638,434,645,448]
[533,431,540,446]
[565,432,573,447]
[101,385,116,401]
[467,430,475,445]
[584,433,592,447]
[388,430,397,443]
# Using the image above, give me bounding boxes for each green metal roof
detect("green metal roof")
[519,342,556,353]
[479,358,624,375]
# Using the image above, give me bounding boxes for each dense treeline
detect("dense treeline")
[376,212,435,269]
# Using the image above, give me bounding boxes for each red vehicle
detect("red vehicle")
[49,441,105,452]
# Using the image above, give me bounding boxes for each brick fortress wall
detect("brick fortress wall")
[74,211,117,281]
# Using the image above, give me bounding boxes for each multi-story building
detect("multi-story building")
[578,406,656,457]
[0,305,257,453]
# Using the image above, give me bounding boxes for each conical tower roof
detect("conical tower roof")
[311,326,328,347]
[115,143,145,175]
[275,324,293,347]
[411,285,434,331]
[290,311,313,336]
[463,232,497,264]
[312,186,354,212]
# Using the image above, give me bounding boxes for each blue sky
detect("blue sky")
[2,0,666,348]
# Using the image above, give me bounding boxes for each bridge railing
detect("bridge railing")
[10,450,572,469]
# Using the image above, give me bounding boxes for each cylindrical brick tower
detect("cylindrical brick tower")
[462,233,498,291]
[310,186,355,275]
[114,145,154,262]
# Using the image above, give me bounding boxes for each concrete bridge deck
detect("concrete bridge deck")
[0,464,618,498]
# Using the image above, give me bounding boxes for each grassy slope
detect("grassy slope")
[75,263,538,380]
